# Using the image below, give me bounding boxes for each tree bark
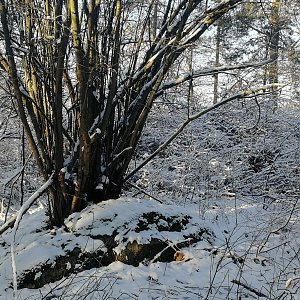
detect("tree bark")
[1,0,250,227]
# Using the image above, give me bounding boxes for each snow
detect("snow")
[0,193,299,299]
[0,13,299,297]
[2,173,54,296]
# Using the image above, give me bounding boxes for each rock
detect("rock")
[13,198,214,289]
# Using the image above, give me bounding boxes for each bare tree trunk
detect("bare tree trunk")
[0,0,247,226]
[213,22,221,104]
[268,0,280,85]
[188,48,193,117]
[152,0,158,40]
[266,0,281,111]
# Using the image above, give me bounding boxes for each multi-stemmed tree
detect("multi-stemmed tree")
[1,0,278,226]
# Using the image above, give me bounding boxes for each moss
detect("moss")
[18,247,108,289]
[17,211,214,289]
[136,212,191,232]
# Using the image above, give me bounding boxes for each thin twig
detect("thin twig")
[257,198,299,254]
[126,182,163,203]
[231,279,268,298]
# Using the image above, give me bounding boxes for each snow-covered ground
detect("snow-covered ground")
[0,92,299,299]
[0,196,299,299]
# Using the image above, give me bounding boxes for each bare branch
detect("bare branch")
[0,174,54,236]
[157,59,275,97]
[11,174,54,295]
[231,279,268,298]
[124,83,287,182]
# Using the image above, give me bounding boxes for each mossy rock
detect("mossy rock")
[16,200,214,289]
[136,212,191,232]
[18,247,113,289]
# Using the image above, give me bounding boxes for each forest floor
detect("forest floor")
[0,98,299,299]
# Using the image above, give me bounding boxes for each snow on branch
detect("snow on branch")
[231,279,268,298]
[179,0,242,46]
[10,174,53,296]
[124,83,288,182]
[157,59,275,97]
[0,174,53,236]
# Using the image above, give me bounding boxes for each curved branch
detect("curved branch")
[0,174,54,236]
[124,83,287,182]
[157,59,275,97]
[10,174,54,295]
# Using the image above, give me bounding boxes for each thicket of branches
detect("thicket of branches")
[0,0,283,226]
